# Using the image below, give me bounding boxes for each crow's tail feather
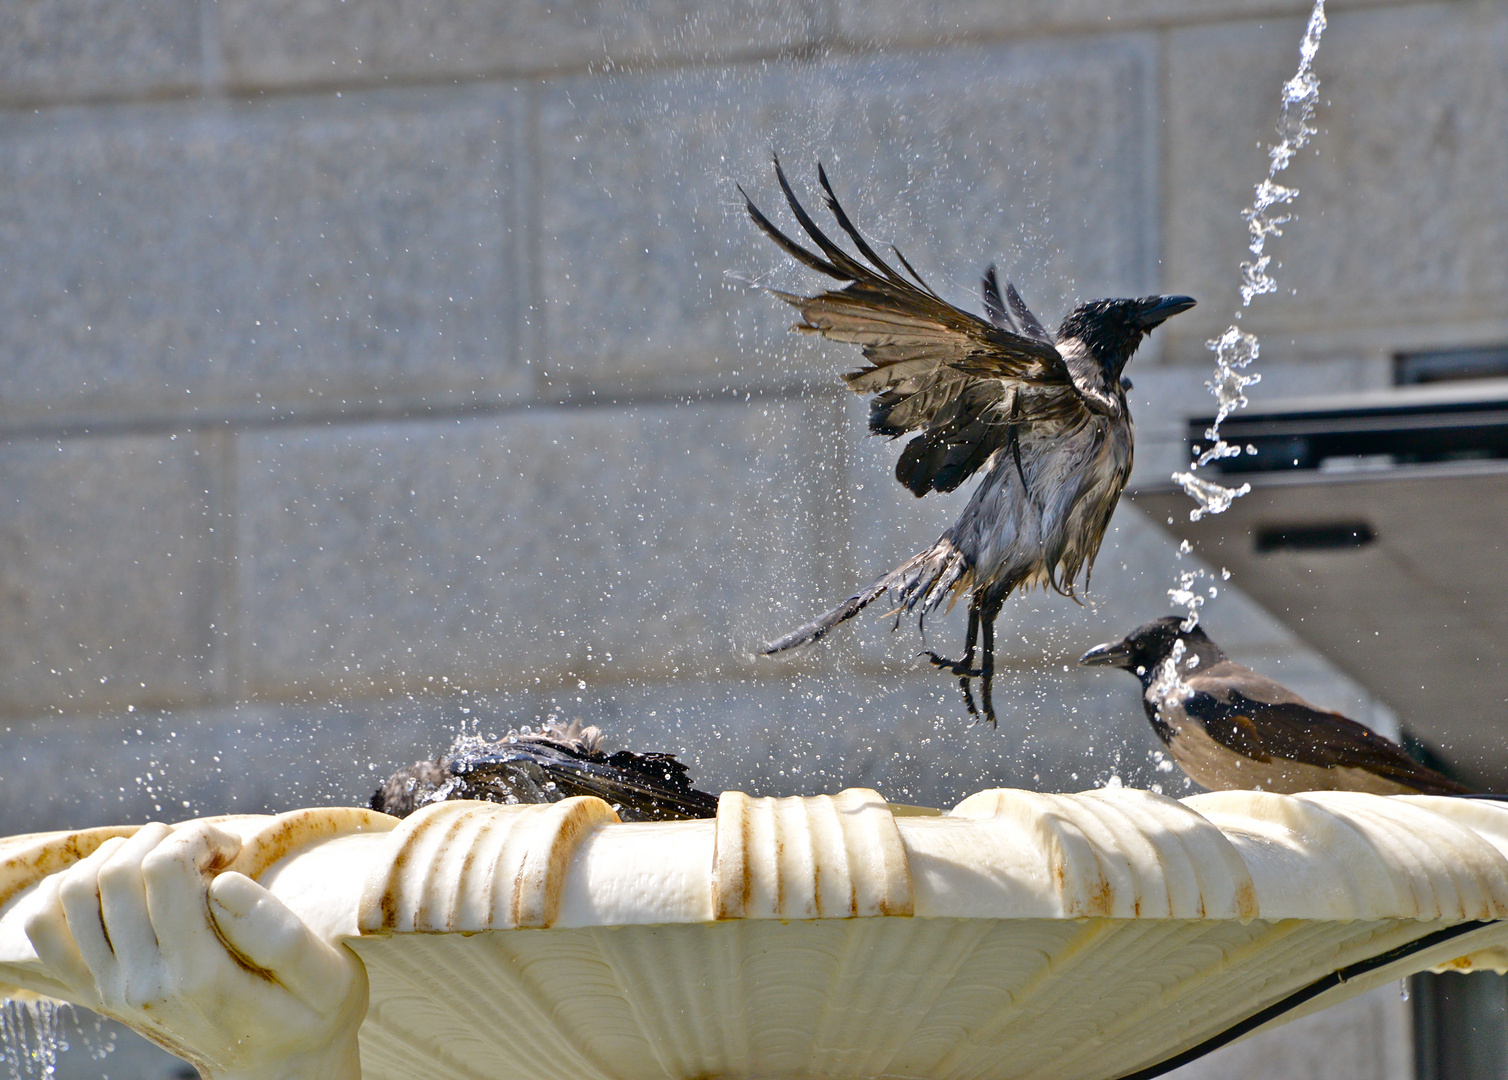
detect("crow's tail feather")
[760,589,880,654]
[761,537,972,654]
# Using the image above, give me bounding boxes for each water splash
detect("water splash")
[1239,1,1326,313]
[1173,471,1251,522]
[0,1001,114,1080]
[1168,547,1209,623]
[1171,1,1327,621]
[76,1010,114,1064]
[1,1001,63,1080]
[1146,637,1192,721]
[1199,327,1262,452]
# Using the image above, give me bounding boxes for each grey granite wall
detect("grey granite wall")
[3,1,1502,1075]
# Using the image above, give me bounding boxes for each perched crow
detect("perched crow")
[372,720,719,821]
[1080,616,1474,795]
[742,158,1194,723]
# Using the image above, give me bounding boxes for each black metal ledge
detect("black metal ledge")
[1190,380,1508,475]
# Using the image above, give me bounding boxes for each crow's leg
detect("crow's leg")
[959,601,980,717]
[979,615,997,726]
[978,598,1004,728]
[925,601,982,718]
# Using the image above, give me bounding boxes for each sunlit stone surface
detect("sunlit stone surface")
[1,789,1505,1080]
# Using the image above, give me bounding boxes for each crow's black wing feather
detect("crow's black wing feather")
[740,183,843,279]
[891,381,1020,495]
[453,742,720,821]
[743,158,1086,496]
[981,265,1013,330]
[1005,282,1051,343]
[1186,689,1474,795]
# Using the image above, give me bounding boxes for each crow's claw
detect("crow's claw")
[958,676,979,718]
[923,651,984,678]
[921,651,991,720]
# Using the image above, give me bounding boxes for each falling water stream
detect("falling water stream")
[0,1002,58,1080]
[1162,0,1329,695]
[0,1001,115,1080]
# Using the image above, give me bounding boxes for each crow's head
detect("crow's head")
[1079,615,1227,684]
[1058,295,1196,378]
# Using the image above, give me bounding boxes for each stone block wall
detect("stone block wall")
[3,3,1502,1072]
[5,0,1501,822]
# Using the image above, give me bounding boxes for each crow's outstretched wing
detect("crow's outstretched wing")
[450,742,720,821]
[741,158,1091,497]
[1184,686,1474,795]
[372,720,720,822]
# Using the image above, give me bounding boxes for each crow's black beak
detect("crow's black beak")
[1133,295,1197,330]
[1080,639,1135,669]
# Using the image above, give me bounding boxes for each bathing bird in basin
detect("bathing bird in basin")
[741,157,1195,724]
[372,719,719,821]
[1081,616,1474,795]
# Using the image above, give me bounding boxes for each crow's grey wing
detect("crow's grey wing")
[1183,686,1474,795]
[1191,660,1318,708]
[742,158,1089,497]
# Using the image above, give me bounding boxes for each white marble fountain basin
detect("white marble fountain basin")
[2,787,1507,1080]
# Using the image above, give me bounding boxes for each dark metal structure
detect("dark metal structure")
[1133,379,1508,791]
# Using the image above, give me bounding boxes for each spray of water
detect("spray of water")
[1146,637,1191,722]
[3,1002,58,1080]
[0,999,116,1080]
[1169,1,1327,628]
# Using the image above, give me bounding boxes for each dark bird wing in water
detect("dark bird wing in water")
[739,157,1113,499]
[371,720,719,822]
[450,742,719,821]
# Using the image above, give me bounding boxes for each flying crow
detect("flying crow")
[1080,616,1473,795]
[742,158,1194,724]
